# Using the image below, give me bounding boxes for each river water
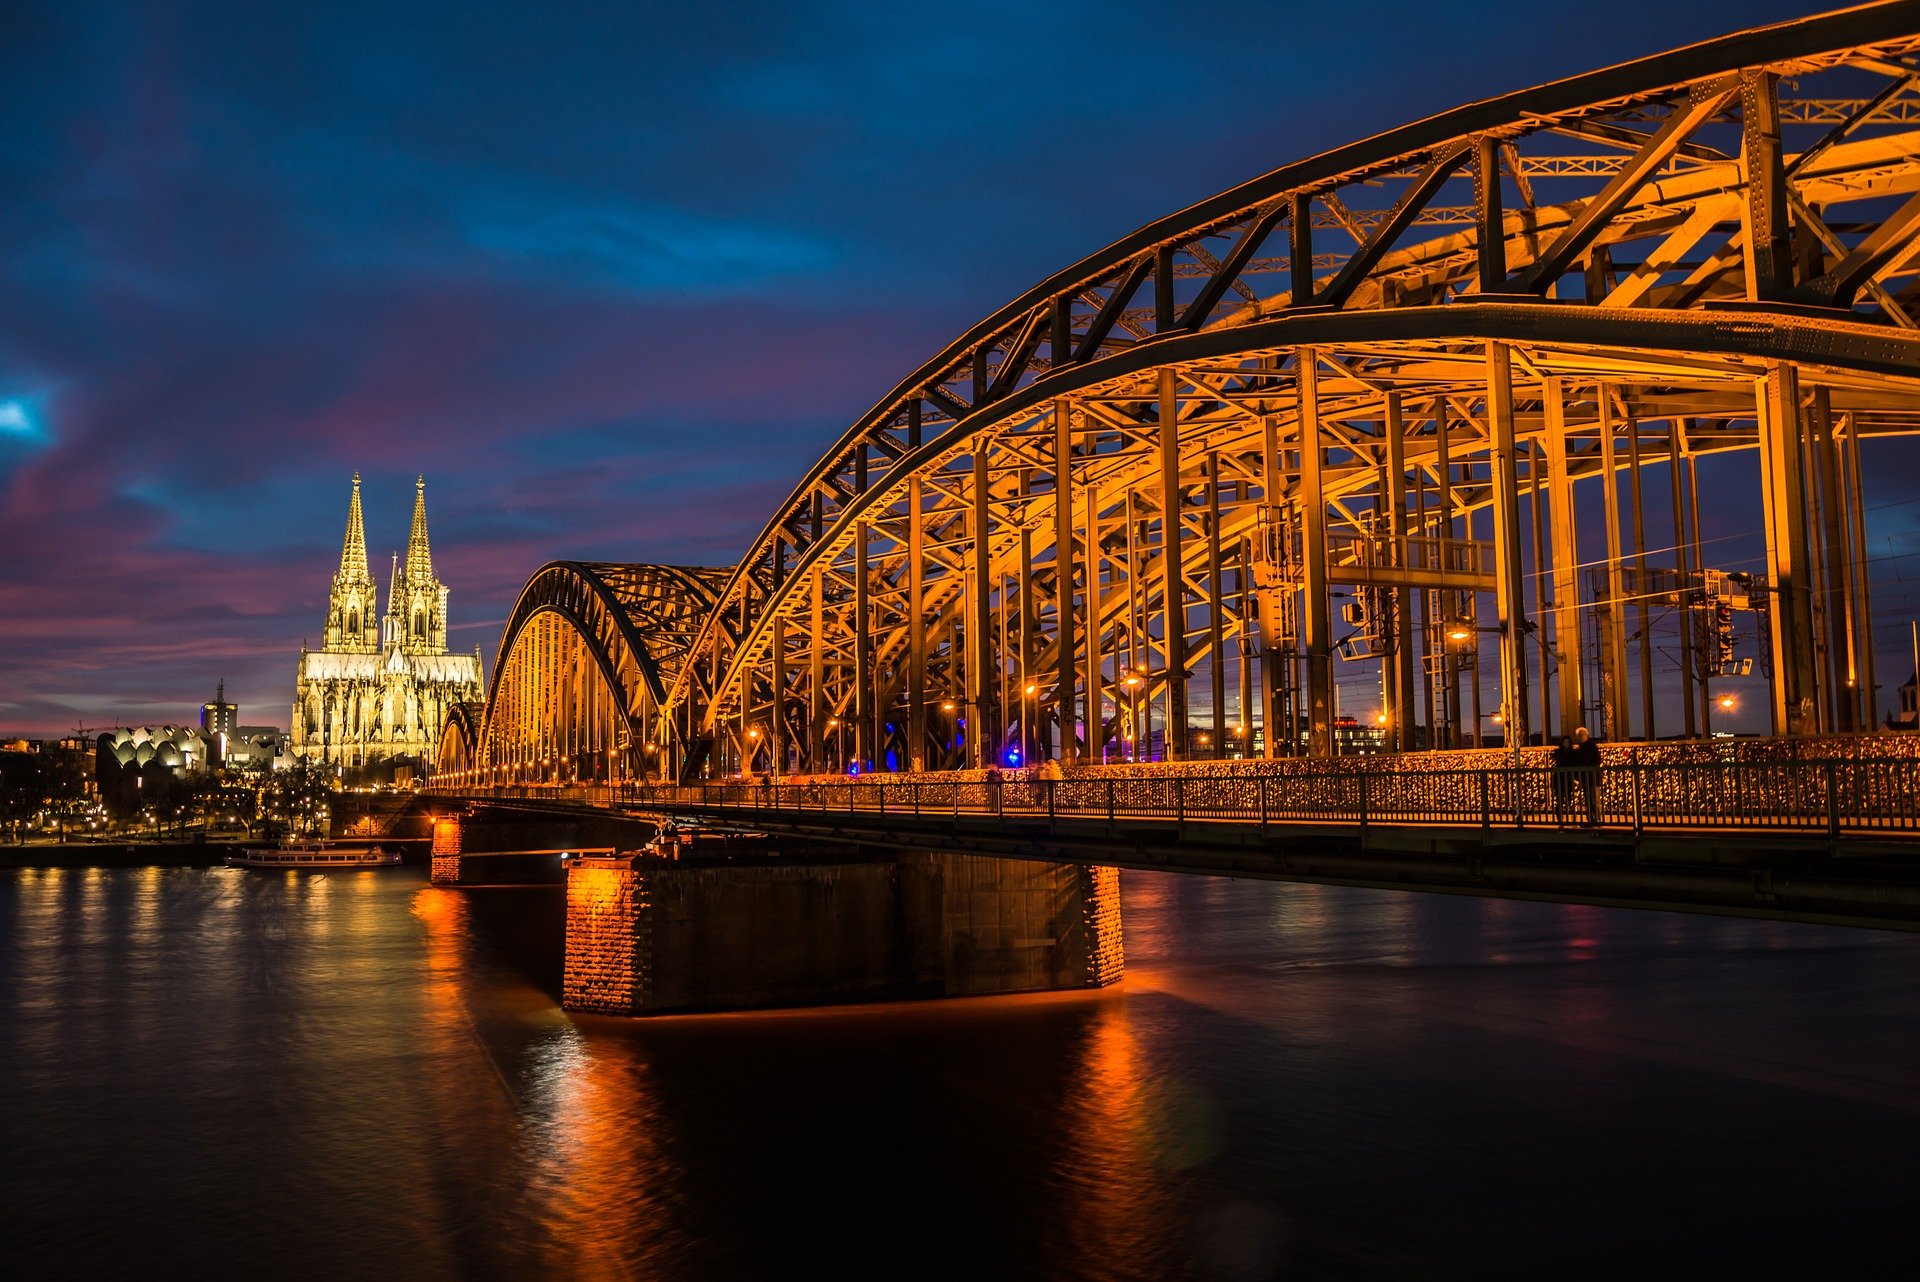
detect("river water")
[1,863,1915,1280]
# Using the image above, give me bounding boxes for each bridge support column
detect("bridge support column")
[1299,351,1333,756]
[1486,342,1530,744]
[563,850,1122,1017]
[1757,362,1821,735]
[1158,369,1188,759]
[429,812,462,885]
[1543,379,1584,734]
[1595,391,1632,739]
[1385,393,1417,753]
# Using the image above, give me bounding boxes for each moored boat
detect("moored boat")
[226,839,403,870]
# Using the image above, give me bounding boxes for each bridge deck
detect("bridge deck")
[434,757,1920,931]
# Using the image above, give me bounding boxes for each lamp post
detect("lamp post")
[939,699,961,762]
[1019,683,1040,768]
[1121,669,1147,761]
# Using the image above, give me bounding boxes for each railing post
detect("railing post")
[1357,771,1368,844]
[1259,774,1268,831]
[1107,776,1116,827]
[1478,769,1490,837]
[1825,759,1840,839]
[1176,776,1185,829]
[1631,759,1643,835]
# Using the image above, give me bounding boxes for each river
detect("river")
[2,863,1914,1279]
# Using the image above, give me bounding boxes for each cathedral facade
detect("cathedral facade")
[291,475,485,768]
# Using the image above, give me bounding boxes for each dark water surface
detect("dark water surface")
[2,864,1916,1280]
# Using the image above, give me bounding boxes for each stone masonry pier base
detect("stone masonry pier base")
[564,850,1122,1016]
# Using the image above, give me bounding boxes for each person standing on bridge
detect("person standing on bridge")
[1571,726,1602,827]
[1036,757,1063,810]
[1550,735,1576,826]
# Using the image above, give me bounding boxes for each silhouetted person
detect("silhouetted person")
[985,765,1004,814]
[1550,734,1575,825]
[1037,757,1064,809]
[1571,726,1601,826]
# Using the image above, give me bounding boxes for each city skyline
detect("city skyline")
[0,0,1851,736]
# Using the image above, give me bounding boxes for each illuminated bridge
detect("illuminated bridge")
[432,5,1920,944]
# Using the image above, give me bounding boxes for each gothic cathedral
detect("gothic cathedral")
[291,475,485,767]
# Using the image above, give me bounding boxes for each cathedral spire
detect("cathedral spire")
[339,473,369,580]
[404,475,433,584]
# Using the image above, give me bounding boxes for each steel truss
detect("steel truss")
[476,562,729,782]
[448,3,1920,784]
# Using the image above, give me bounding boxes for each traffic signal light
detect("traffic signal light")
[1710,597,1735,674]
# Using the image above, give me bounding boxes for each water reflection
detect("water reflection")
[3,866,1919,1279]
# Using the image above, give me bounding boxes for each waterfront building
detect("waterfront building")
[290,475,484,768]
[96,726,213,775]
[225,729,287,771]
[199,680,237,739]
[200,678,237,761]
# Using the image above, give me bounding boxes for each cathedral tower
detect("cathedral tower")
[324,474,379,652]
[397,475,449,654]
[292,473,483,770]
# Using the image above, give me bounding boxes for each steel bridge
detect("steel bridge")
[435,761,1920,930]
[441,5,1920,811]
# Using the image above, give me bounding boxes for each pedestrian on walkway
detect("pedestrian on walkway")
[1549,734,1576,826]
[1571,726,1602,826]
[1037,757,1064,809]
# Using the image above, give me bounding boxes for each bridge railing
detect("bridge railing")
[441,756,1920,839]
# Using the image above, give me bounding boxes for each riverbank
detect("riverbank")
[0,837,430,870]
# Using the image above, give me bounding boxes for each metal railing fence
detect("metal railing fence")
[431,757,1920,839]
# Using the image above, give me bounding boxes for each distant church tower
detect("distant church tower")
[291,475,485,770]
[326,474,379,652]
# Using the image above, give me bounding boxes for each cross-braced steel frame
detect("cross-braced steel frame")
[477,562,729,782]
[454,3,1920,786]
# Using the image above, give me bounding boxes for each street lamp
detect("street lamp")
[1120,668,1150,760]
[1016,684,1043,767]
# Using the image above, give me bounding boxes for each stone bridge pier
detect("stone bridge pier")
[426,807,649,887]
[564,849,1122,1016]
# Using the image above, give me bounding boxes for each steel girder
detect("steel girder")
[480,561,728,780]
[692,305,1920,769]
[555,5,1920,771]
[435,700,483,773]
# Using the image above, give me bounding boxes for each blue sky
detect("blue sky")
[0,0,1819,733]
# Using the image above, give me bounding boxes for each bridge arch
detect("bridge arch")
[435,701,484,775]
[647,4,1920,777]
[469,562,730,785]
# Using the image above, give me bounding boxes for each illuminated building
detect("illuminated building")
[290,474,484,769]
[200,678,237,761]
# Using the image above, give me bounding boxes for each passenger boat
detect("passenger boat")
[226,838,403,870]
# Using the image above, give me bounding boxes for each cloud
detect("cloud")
[0,0,1844,736]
